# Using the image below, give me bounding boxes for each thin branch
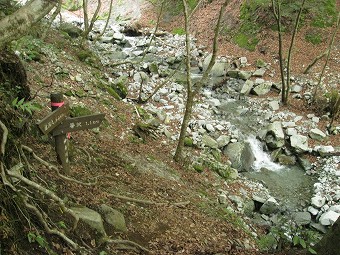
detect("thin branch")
[312,11,340,102]
[303,50,327,74]
[188,0,205,20]
[193,0,229,96]
[42,0,62,40]
[140,0,165,63]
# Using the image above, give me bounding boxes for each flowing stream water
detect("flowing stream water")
[217,99,315,210]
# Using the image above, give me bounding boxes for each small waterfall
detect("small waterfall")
[247,136,284,171]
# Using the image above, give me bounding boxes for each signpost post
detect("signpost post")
[37,93,105,174]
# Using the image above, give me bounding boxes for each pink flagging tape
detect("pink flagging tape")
[51,102,65,107]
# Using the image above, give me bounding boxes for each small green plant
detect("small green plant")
[12,98,40,115]
[233,33,259,51]
[56,221,67,229]
[293,235,317,254]
[27,232,48,248]
[172,27,186,35]
[305,32,323,44]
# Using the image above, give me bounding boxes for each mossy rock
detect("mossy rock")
[193,163,204,173]
[184,137,194,147]
[59,22,83,38]
[108,76,129,100]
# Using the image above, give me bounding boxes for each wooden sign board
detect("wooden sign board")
[37,103,69,135]
[52,113,105,136]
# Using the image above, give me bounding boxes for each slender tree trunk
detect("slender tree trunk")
[0,0,57,49]
[174,0,229,161]
[174,92,195,161]
[174,0,192,162]
[285,0,305,104]
[272,0,286,104]
[93,0,113,41]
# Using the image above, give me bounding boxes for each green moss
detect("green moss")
[184,137,194,147]
[305,33,323,44]
[234,33,259,51]
[70,105,92,117]
[193,163,204,173]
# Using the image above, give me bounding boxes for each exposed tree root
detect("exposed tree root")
[106,238,152,254]
[2,120,151,254]
[21,145,97,186]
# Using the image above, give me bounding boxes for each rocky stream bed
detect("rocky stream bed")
[55,8,340,250]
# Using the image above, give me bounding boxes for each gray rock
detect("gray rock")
[207,98,221,107]
[240,80,254,96]
[252,68,266,77]
[59,22,83,38]
[310,222,327,233]
[311,195,326,208]
[240,57,248,66]
[99,204,127,233]
[286,127,298,136]
[297,156,313,171]
[203,54,228,77]
[277,154,296,165]
[290,85,302,93]
[227,70,239,78]
[229,195,243,208]
[319,211,340,226]
[315,145,335,157]
[71,206,106,237]
[252,82,272,96]
[223,142,244,169]
[260,197,280,215]
[293,212,311,226]
[268,101,280,111]
[238,71,252,80]
[223,142,255,172]
[329,205,340,213]
[290,134,309,153]
[202,135,218,149]
[309,128,326,141]
[110,50,128,60]
[265,121,285,149]
[217,135,231,148]
[308,206,319,216]
[205,123,215,132]
[218,193,227,204]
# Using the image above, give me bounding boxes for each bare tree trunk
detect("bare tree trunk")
[82,0,101,39]
[174,0,193,162]
[272,0,286,104]
[0,0,57,49]
[285,0,305,104]
[93,0,113,41]
[174,0,229,161]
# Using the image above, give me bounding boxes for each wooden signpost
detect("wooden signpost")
[37,93,105,174]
